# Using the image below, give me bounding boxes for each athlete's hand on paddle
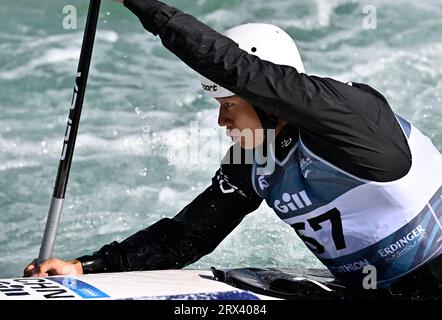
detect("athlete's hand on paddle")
[23,258,83,277]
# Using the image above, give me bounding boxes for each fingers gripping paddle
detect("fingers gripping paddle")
[38,0,101,264]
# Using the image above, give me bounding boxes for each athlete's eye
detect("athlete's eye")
[225,103,234,108]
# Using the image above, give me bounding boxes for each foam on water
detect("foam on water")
[0,30,118,81]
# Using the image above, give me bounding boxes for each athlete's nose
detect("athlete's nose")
[218,104,233,127]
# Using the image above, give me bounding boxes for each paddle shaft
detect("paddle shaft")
[38,0,101,263]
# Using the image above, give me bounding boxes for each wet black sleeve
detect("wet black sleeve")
[123,0,411,182]
[77,146,262,273]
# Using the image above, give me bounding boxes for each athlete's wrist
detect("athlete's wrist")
[123,0,175,36]
[76,255,108,274]
[71,259,84,275]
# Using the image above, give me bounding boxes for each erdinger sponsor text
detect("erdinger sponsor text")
[377,225,427,262]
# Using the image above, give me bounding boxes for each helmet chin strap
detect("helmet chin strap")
[254,106,277,156]
[254,106,277,130]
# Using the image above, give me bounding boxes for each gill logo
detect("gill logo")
[61,72,81,161]
[274,190,312,214]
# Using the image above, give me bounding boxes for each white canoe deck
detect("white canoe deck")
[0,269,278,300]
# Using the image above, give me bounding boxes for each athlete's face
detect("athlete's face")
[216,96,264,149]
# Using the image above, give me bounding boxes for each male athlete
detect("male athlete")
[25,0,442,297]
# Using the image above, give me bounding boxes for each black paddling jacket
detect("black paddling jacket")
[77,0,411,273]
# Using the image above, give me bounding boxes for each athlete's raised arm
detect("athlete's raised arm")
[119,0,411,182]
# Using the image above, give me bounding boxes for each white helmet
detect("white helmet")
[201,23,305,98]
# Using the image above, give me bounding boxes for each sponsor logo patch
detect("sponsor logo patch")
[328,259,371,274]
[0,277,108,300]
[258,176,270,190]
[377,225,427,262]
[201,84,218,92]
[274,190,312,214]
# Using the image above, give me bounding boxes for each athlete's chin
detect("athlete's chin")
[226,130,239,140]
[228,135,245,148]
[226,130,262,150]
